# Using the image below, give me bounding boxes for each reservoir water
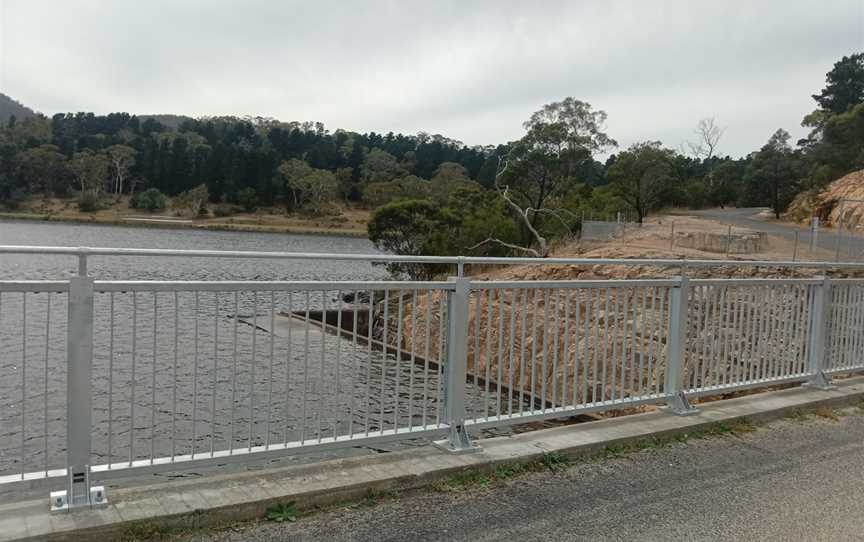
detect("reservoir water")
[0,220,507,483]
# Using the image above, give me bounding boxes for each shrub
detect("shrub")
[237,187,258,212]
[130,188,168,212]
[213,203,240,217]
[172,184,210,217]
[2,188,26,210]
[77,192,99,212]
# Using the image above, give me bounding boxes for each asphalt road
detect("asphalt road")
[692,207,864,261]
[191,407,864,542]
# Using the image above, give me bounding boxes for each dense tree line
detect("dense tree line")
[0,111,510,208]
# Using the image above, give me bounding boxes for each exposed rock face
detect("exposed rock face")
[787,170,864,228]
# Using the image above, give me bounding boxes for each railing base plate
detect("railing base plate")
[49,486,108,514]
[433,424,482,454]
[804,372,835,391]
[665,392,699,416]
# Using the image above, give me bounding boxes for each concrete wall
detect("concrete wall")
[674,231,767,254]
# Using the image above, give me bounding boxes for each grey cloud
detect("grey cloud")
[0,0,861,156]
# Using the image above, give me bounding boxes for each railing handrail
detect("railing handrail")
[3,244,864,271]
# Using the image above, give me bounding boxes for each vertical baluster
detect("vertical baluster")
[173,292,180,459]
[193,291,200,456]
[150,294,158,462]
[212,292,219,455]
[266,292,275,448]
[507,288,517,417]
[591,288,601,403]
[601,288,611,402]
[540,290,550,411]
[229,292,238,453]
[473,289,481,393]
[317,290,327,442]
[519,289,528,415]
[43,292,51,474]
[485,289,493,417]
[530,288,539,411]
[654,287,666,397]
[364,290,374,436]
[108,293,115,466]
[130,292,137,465]
[408,289,417,430]
[379,290,389,435]
[335,289,344,438]
[436,290,446,425]
[20,293,26,476]
[301,291,310,444]
[562,289,570,410]
[349,289,359,437]
[422,291,431,428]
[496,289,506,417]
[284,291,294,444]
[393,290,404,431]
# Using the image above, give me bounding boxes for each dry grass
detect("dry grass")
[2,195,370,236]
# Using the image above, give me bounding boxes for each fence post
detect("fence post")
[665,276,697,415]
[670,222,675,251]
[434,277,480,454]
[806,276,833,390]
[50,254,106,512]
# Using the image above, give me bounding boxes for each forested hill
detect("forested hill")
[0,106,538,205]
[0,93,36,123]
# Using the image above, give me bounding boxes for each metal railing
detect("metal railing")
[1,246,864,511]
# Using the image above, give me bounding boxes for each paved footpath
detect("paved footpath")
[189,407,864,542]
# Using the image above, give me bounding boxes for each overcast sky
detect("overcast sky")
[1,0,862,157]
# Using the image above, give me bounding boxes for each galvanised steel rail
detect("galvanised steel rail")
[4,245,864,277]
[1,246,863,513]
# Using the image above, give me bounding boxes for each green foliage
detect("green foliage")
[362,175,431,207]
[68,149,109,196]
[367,199,456,279]
[265,501,298,523]
[77,191,100,212]
[499,97,615,248]
[130,188,168,212]
[276,159,338,215]
[172,184,210,217]
[743,129,802,218]
[541,452,571,471]
[236,186,258,212]
[360,148,408,184]
[213,203,240,217]
[607,141,677,222]
[1,187,26,210]
[812,53,864,115]
[15,144,70,196]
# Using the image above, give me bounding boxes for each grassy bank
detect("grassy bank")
[0,197,371,238]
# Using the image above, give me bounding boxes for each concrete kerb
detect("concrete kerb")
[7,376,864,542]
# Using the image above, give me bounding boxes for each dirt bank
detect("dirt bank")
[1,196,370,237]
[382,214,862,416]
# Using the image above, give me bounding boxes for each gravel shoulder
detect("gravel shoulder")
[182,406,864,542]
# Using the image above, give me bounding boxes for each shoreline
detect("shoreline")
[0,211,369,238]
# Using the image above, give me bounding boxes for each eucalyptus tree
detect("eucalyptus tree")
[493,97,617,255]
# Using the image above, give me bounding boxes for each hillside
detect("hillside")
[0,93,36,123]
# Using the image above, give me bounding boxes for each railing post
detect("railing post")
[806,276,833,390]
[665,276,697,415]
[50,256,107,512]
[434,277,480,454]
